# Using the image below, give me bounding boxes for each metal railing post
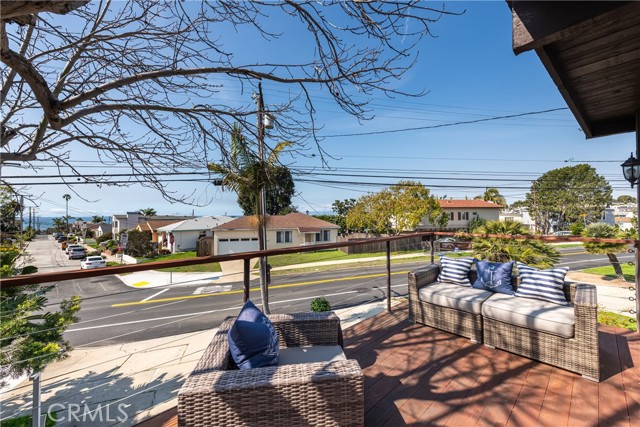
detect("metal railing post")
[243,258,250,303]
[30,372,41,427]
[386,240,391,312]
[430,234,435,264]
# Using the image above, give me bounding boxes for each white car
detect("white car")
[80,256,107,269]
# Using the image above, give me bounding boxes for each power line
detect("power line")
[321,107,570,138]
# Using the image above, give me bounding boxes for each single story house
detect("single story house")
[157,215,234,252]
[96,222,112,237]
[418,199,502,231]
[614,217,634,232]
[211,212,340,255]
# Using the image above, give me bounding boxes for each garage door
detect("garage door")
[217,238,259,255]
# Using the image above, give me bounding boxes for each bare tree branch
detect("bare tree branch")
[0,0,462,204]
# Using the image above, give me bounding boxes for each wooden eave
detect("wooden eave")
[509,1,640,139]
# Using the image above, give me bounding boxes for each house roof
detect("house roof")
[438,200,502,209]
[98,223,112,232]
[137,219,183,232]
[157,216,234,232]
[509,1,640,138]
[615,217,632,224]
[213,213,339,232]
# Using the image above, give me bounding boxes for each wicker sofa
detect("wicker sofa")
[178,311,364,427]
[408,264,600,381]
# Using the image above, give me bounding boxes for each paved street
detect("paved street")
[22,236,636,348]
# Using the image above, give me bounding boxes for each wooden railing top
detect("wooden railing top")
[1,231,637,288]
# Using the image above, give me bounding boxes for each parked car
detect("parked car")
[56,235,68,242]
[80,256,107,269]
[66,244,83,255]
[435,237,472,252]
[68,247,87,260]
[53,232,61,238]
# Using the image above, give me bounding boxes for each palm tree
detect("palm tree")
[51,217,65,232]
[208,123,292,313]
[91,215,105,223]
[475,187,507,207]
[139,208,157,216]
[62,194,71,231]
[582,223,628,280]
[472,220,559,268]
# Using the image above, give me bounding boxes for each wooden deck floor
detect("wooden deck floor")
[139,303,640,426]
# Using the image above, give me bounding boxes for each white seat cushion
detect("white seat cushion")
[418,282,493,314]
[278,345,346,366]
[482,293,575,338]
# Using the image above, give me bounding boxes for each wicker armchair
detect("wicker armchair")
[178,311,364,427]
[408,264,600,381]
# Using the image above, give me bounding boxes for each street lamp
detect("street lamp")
[621,152,640,187]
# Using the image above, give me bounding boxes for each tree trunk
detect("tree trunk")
[607,253,624,279]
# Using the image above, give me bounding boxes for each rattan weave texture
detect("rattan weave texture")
[408,264,600,380]
[178,311,364,426]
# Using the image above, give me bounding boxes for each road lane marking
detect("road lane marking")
[72,284,408,332]
[111,271,408,307]
[141,288,169,302]
[132,281,150,288]
[561,251,587,256]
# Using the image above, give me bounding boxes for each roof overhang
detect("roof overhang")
[509,1,640,138]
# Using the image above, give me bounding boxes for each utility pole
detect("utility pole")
[19,195,24,246]
[255,82,270,314]
[532,182,537,234]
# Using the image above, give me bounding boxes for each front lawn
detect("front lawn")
[3,412,57,427]
[599,310,637,331]
[137,251,221,273]
[581,264,635,282]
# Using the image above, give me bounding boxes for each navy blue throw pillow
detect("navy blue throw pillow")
[473,260,515,295]
[228,300,279,370]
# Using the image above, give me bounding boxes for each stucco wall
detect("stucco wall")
[419,208,500,230]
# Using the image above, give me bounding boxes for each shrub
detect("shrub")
[468,216,487,233]
[311,297,331,312]
[96,232,112,244]
[20,265,38,275]
[124,229,153,257]
[569,221,584,236]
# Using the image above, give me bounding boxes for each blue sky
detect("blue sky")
[7,1,636,220]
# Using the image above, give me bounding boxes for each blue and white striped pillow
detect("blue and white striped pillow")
[438,257,474,286]
[515,262,569,306]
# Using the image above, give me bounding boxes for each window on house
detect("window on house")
[315,230,331,242]
[462,212,469,220]
[277,231,292,243]
[457,212,461,221]
[449,212,454,220]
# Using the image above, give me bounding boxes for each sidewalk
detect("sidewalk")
[117,253,427,289]
[0,299,403,427]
